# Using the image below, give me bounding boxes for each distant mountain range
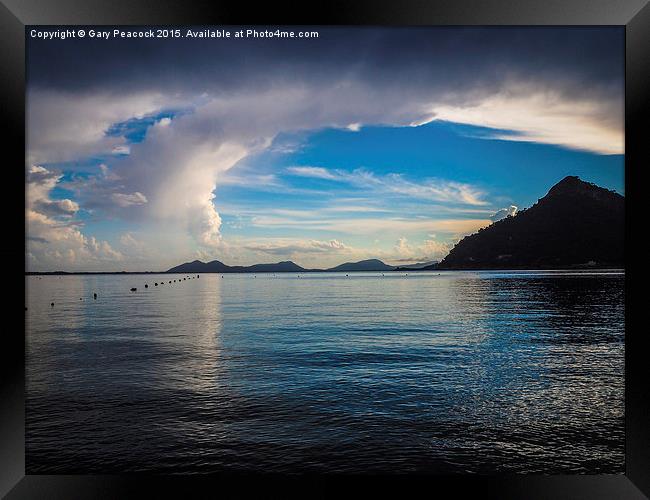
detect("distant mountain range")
[438,176,624,269]
[167,259,307,274]
[327,259,394,272]
[166,258,402,274]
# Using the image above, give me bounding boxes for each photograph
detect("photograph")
[24,26,626,475]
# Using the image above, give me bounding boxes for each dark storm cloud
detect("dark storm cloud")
[27,26,623,98]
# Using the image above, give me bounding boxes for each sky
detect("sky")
[25,27,624,271]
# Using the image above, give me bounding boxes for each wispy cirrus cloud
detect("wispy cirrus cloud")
[424,86,623,155]
[285,166,339,181]
[249,214,490,237]
[244,238,349,256]
[111,192,148,207]
[286,166,488,206]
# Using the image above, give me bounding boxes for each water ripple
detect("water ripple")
[26,271,624,473]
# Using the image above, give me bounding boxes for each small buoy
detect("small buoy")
[145,284,148,288]
[197,275,199,278]
[155,282,158,286]
[130,287,137,292]
[51,302,54,307]
[79,298,83,300]
[93,293,97,299]
[169,281,171,284]
[184,278,186,280]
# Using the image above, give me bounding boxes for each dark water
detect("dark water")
[26,271,625,474]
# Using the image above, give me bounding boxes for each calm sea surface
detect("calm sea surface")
[26,271,625,474]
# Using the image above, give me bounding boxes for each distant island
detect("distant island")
[165,258,405,274]
[25,176,624,275]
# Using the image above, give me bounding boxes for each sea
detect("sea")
[25,270,625,474]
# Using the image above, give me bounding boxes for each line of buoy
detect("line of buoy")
[46,271,203,309]
[138,275,199,292]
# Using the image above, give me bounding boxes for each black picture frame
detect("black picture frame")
[3,0,648,497]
